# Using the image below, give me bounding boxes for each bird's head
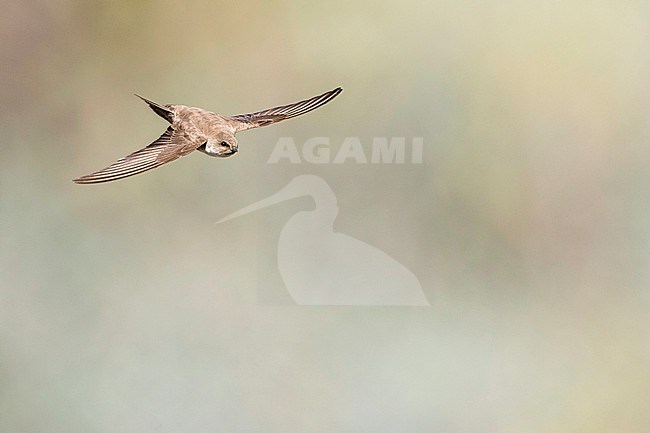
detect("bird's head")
[205,133,238,158]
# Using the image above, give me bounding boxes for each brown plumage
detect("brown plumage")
[73,87,342,184]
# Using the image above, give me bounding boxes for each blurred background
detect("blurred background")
[1,0,649,431]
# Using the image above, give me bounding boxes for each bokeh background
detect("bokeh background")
[1,0,649,431]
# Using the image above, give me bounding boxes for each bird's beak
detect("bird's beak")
[216,182,303,224]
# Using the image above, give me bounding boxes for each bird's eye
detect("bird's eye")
[220,141,229,147]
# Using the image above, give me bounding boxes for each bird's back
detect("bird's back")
[170,105,236,135]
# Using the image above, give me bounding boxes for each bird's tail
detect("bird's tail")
[134,93,174,123]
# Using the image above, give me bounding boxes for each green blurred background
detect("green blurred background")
[1,0,649,431]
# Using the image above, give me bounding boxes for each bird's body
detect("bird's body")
[164,105,238,157]
[74,87,342,184]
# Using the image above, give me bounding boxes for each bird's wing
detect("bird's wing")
[73,126,203,184]
[229,87,342,131]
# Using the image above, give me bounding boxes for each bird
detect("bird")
[217,175,429,306]
[73,87,343,184]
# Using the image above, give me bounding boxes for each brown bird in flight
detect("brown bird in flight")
[73,87,343,184]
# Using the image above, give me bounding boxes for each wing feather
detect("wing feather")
[73,127,202,184]
[229,87,342,130]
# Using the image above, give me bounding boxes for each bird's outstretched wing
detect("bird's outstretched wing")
[73,127,203,184]
[229,87,342,131]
